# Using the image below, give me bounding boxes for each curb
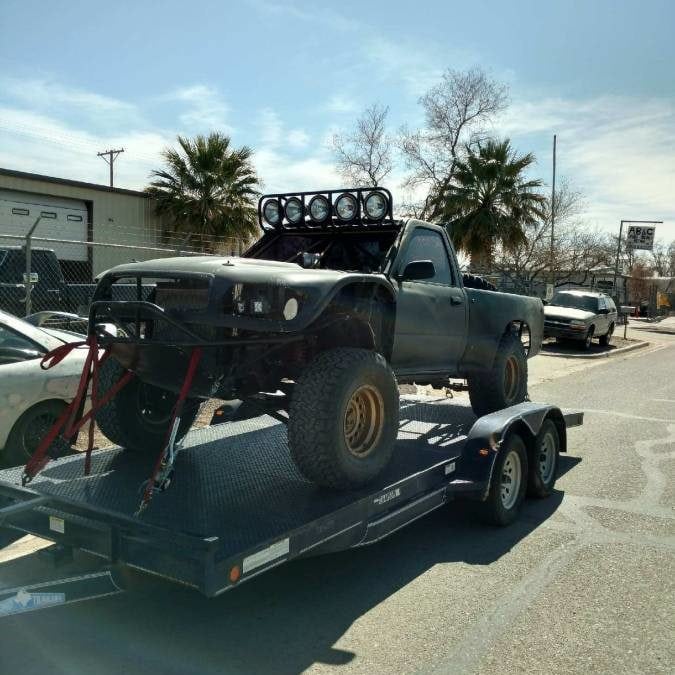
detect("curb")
[541,340,649,360]
[630,327,675,336]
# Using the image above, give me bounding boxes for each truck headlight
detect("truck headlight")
[283,297,299,320]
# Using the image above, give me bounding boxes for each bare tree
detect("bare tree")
[332,103,393,187]
[649,240,672,276]
[400,67,508,220]
[492,182,614,291]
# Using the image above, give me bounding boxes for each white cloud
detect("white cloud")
[257,108,283,147]
[287,128,310,149]
[323,94,358,114]
[498,95,675,229]
[166,84,231,132]
[247,0,359,32]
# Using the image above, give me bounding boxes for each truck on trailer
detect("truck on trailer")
[86,187,544,493]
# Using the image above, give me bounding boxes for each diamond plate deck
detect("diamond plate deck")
[0,397,475,559]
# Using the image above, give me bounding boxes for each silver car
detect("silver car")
[544,290,618,350]
[0,310,88,465]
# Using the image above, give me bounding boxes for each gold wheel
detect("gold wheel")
[343,384,385,457]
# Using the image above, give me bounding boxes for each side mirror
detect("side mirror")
[399,260,436,281]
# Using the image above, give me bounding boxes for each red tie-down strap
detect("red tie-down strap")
[22,336,134,485]
[137,346,203,512]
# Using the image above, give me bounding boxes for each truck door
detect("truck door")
[390,225,467,375]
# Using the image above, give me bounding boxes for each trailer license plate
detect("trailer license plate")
[49,516,65,534]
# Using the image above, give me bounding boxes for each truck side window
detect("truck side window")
[402,228,453,285]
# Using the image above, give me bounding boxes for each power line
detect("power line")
[97,148,125,187]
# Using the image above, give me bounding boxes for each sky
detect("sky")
[0,0,673,239]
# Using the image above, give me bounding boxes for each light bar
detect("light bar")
[258,187,393,230]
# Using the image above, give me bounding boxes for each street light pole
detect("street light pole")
[549,134,557,290]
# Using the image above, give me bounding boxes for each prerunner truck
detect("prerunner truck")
[86,187,543,491]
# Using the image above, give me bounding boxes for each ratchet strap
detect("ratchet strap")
[136,346,203,514]
[22,336,134,485]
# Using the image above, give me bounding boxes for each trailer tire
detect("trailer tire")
[528,419,560,498]
[467,332,528,417]
[288,348,399,489]
[479,432,528,526]
[96,358,200,453]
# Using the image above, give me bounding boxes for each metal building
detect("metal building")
[0,167,167,280]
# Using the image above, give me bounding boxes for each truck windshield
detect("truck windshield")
[550,293,598,312]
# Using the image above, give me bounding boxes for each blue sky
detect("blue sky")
[1,0,673,236]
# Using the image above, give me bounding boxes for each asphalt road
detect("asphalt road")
[0,331,673,674]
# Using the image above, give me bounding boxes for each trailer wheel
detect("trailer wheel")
[528,419,560,498]
[479,433,528,526]
[288,348,399,489]
[468,332,528,417]
[96,358,200,453]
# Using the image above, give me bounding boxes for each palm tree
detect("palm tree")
[146,133,261,250]
[440,139,546,270]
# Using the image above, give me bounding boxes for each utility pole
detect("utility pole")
[97,148,124,187]
[549,134,557,291]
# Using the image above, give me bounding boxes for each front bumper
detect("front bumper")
[544,322,588,340]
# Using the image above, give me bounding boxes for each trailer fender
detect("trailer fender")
[459,402,568,500]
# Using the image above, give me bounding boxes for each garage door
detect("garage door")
[0,188,88,261]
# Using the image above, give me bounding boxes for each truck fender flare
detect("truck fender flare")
[459,403,567,499]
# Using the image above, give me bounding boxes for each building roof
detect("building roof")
[0,167,149,198]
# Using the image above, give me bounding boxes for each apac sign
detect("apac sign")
[626,225,656,251]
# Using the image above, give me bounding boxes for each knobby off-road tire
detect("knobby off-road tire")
[288,348,399,489]
[96,358,200,453]
[468,332,528,417]
[478,433,529,526]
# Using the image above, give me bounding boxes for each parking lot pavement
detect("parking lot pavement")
[0,332,673,675]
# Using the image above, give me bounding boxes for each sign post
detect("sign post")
[611,219,663,305]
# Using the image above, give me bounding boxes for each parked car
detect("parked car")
[0,309,88,465]
[544,289,617,349]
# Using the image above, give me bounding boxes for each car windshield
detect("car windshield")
[549,293,598,312]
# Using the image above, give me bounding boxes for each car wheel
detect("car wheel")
[468,332,528,417]
[527,419,560,498]
[582,326,595,350]
[3,400,73,466]
[478,432,529,526]
[599,323,614,347]
[288,348,399,489]
[96,358,201,453]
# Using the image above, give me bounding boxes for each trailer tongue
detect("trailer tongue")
[0,397,582,614]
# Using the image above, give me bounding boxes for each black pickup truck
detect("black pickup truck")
[88,187,543,490]
[0,246,153,318]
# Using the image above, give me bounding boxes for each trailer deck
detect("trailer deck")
[0,397,582,599]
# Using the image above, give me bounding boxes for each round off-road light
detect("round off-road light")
[283,297,299,320]
[263,200,281,226]
[335,193,357,221]
[309,194,330,222]
[364,191,388,220]
[285,197,303,224]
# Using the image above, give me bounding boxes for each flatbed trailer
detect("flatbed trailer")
[0,397,582,612]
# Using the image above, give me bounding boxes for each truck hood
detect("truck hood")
[103,255,354,285]
[544,306,595,321]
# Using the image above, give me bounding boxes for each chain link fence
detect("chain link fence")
[0,218,249,326]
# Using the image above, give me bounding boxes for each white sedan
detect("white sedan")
[0,309,88,465]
